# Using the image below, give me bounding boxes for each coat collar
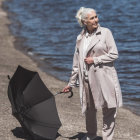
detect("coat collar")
[77,24,101,41]
[86,26,101,56]
[77,25,101,56]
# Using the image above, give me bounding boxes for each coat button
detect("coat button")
[94,69,96,72]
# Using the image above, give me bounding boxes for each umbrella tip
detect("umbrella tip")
[7,75,11,80]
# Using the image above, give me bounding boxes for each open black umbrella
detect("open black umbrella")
[7,65,71,140]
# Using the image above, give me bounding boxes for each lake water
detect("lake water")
[3,0,140,115]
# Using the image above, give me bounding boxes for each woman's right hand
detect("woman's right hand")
[62,85,72,93]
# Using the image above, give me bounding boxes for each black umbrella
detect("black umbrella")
[7,65,72,140]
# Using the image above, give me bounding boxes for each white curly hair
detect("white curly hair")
[75,7,96,27]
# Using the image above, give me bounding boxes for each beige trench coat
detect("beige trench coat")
[68,26,123,113]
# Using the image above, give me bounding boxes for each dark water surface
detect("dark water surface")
[3,0,140,115]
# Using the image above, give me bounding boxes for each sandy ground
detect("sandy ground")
[0,0,140,140]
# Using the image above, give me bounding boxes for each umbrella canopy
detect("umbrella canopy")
[7,65,62,140]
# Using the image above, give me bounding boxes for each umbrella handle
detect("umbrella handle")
[55,90,73,98]
[68,90,73,98]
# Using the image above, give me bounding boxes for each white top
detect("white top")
[83,32,93,58]
[83,31,95,78]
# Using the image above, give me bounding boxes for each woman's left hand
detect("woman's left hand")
[84,57,94,64]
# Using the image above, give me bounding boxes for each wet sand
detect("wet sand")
[0,0,140,140]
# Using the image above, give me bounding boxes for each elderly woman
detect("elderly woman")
[63,7,123,140]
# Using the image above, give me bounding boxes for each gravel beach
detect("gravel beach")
[0,0,140,140]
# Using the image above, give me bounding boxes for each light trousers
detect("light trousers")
[84,81,117,140]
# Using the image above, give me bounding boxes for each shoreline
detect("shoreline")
[0,0,140,140]
[13,36,66,82]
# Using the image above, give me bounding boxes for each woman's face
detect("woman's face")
[84,11,99,31]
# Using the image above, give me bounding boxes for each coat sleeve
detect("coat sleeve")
[68,45,79,87]
[93,29,119,65]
